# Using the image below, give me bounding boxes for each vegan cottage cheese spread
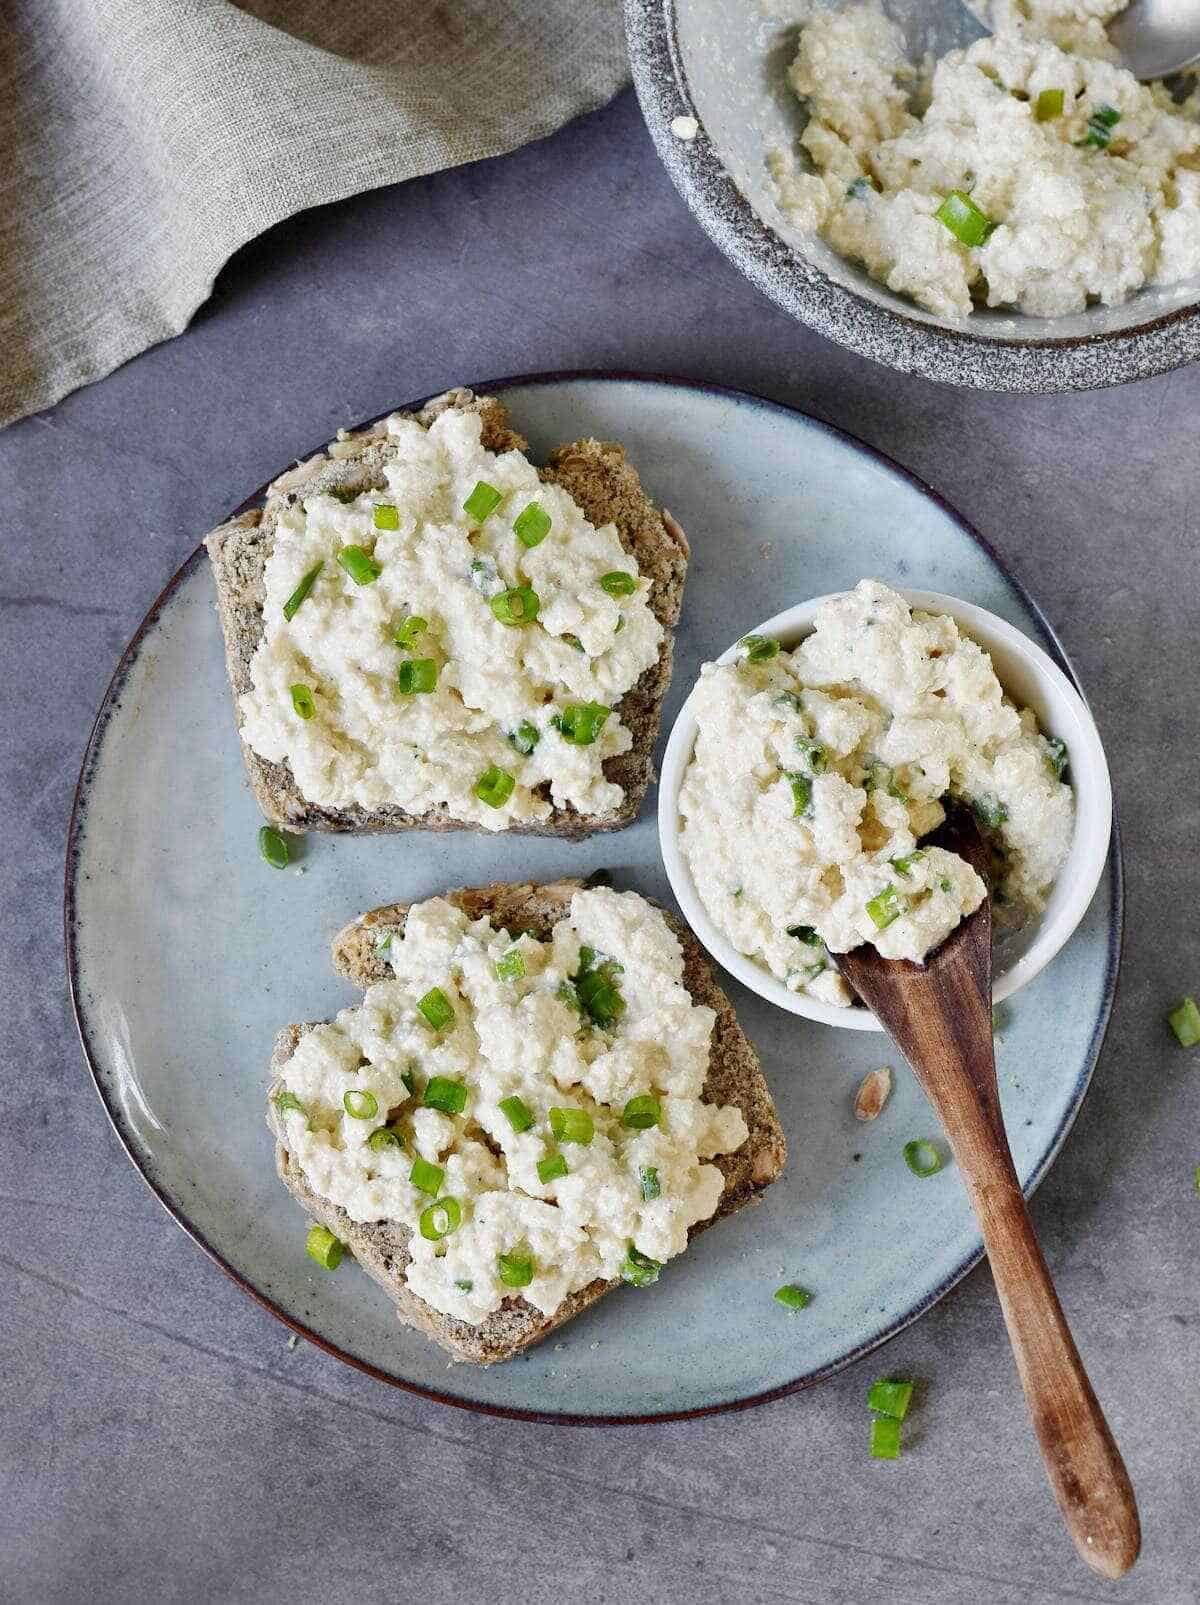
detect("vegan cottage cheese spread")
[677,581,1073,1006]
[767,0,1200,318]
[238,406,664,829]
[274,888,749,1323]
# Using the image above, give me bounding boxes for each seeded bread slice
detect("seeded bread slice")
[267,879,786,1365]
[205,388,689,838]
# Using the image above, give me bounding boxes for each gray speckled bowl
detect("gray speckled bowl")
[625,0,1200,391]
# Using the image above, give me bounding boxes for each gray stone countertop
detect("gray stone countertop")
[2,88,1197,1605]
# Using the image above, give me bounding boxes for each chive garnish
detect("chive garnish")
[1168,997,1200,1047]
[343,1089,378,1120]
[498,1095,534,1132]
[639,1166,661,1201]
[774,1283,813,1311]
[537,1153,569,1184]
[394,615,428,649]
[972,796,1010,829]
[419,1197,462,1240]
[869,1378,914,1420]
[423,1076,468,1115]
[890,850,925,877]
[549,1107,594,1145]
[870,1416,902,1460]
[620,1244,661,1286]
[336,544,382,585]
[787,925,822,946]
[474,764,516,808]
[1044,736,1069,780]
[740,634,780,663]
[417,987,454,1031]
[513,502,550,548]
[1035,87,1064,121]
[1080,103,1121,147]
[866,884,903,930]
[508,720,540,756]
[258,824,290,869]
[374,504,400,530]
[306,1224,344,1270]
[935,189,995,247]
[283,560,323,621]
[463,480,502,521]
[397,658,439,694]
[903,1139,945,1178]
[600,570,637,596]
[367,1126,403,1153]
[787,772,814,818]
[274,1089,306,1120]
[289,683,316,720]
[497,1250,534,1288]
[409,1157,444,1197]
[621,1094,661,1130]
[552,702,610,746]
[489,586,540,626]
[494,949,526,982]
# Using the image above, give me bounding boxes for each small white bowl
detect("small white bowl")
[658,589,1113,1031]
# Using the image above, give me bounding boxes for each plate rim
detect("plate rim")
[63,369,1125,1425]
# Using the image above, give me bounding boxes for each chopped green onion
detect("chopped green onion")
[866,884,903,930]
[336,544,382,585]
[620,1244,662,1286]
[469,558,498,595]
[274,1089,306,1120]
[283,560,323,621]
[474,764,516,809]
[556,979,582,1014]
[774,1283,813,1311]
[423,1076,468,1115]
[796,737,828,774]
[562,633,586,653]
[890,850,926,877]
[258,825,290,869]
[1168,996,1200,1047]
[640,1166,661,1201]
[498,1094,534,1132]
[419,1197,462,1240]
[846,174,876,199]
[1035,86,1064,121]
[306,1224,344,1270]
[397,657,439,695]
[903,1139,945,1178]
[740,634,781,663]
[537,1153,569,1184]
[455,1278,474,1292]
[417,987,454,1031]
[463,480,502,521]
[1194,1166,1200,1197]
[508,720,540,755]
[804,960,827,980]
[787,772,814,818]
[863,758,907,800]
[600,570,637,597]
[571,950,626,1027]
[490,586,541,626]
[289,683,316,720]
[939,876,953,893]
[787,924,822,946]
[868,1378,915,1420]
[1080,102,1121,147]
[367,1126,404,1153]
[343,1088,378,1120]
[973,795,1010,829]
[870,1416,902,1460]
[374,503,400,530]
[549,1107,594,1145]
[329,485,359,504]
[494,948,526,982]
[394,614,428,648]
[621,1094,662,1130]
[409,1157,444,1197]
[497,1250,534,1287]
[935,189,995,248]
[553,702,611,746]
[401,1067,417,1095]
[1044,736,1069,781]
[513,501,550,547]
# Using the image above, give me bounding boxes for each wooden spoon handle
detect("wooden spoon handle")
[944,1101,1141,1580]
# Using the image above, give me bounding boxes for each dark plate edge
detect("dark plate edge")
[63,368,1125,1425]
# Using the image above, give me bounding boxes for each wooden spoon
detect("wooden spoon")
[835,808,1140,1580]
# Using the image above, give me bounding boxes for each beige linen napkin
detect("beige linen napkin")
[0,0,627,428]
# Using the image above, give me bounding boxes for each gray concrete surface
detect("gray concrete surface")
[2,87,1197,1605]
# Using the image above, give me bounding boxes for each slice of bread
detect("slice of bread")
[205,388,689,838]
[267,879,786,1364]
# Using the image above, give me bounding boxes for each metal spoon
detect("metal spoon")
[1107,0,1200,80]
[835,809,1141,1581]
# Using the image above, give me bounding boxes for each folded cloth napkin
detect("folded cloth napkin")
[0,0,627,429]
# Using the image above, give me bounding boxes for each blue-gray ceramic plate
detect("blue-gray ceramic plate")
[66,374,1121,1423]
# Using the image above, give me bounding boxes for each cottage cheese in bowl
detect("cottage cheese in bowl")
[667,581,1085,1019]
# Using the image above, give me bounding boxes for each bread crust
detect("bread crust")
[267,880,786,1364]
[205,389,688,837]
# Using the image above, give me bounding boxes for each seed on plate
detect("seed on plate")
[854,1066,893,1122]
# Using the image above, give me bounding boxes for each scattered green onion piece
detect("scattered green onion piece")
[935,189,995,248]
[258,824,290,869]
[513,501,550,547]
[620,1244,662,1286]
[621,1094,662,1130]
[343,1088,378,1120]
[494,948,526,982]
[418,986,455,1031]
[498,1095,534,1132]
[973,795,1010,829]
[469,558,498,595]
[336,544,382,585]
[787,772,814,818]
[283,560,324,621]
[274,1089,306,1120]
[890,850,926,877]
[508,719,540,755]
[455,1279,474,1292]
[804,960,827,980]
[409,1157,444,1197]
[556,979,583,1014]
[939,876,953,893]
[846,175,876,199]
[306,1223,344,1270]
[1080,103,1121,147]
[640,1166,661,1201]
[394,614,428,649]
[1194,1166,1200,1197]
[367,1126,404,1153]
[870,1415,902,1460]
[329,485,359,504]
[1168,996,1200,1047]
[423,1076,468,1115]
[497,1250,534,1288]
[374,503,400,530]
[549,1107,594,1145]
[600,570,637,596]
[903,1139,945,1178]
[1044,736,1069,780]
[401,1067,417,1095]
[463,480,502,521]
[289,683,316,720]
[397,657,439,695]
[866,884,903,930]
[562,633,586,653]
[490,586,541,626]
[474,764,516,809]
[774,1283,813,1311]
[419,1197,463,1241]
[787,925,822,946]
[1035,87,1064,121]
[868,1378,914,1420]
[796,737,828,774]
[537,1153,569,1184]
[740,634,781,663]
[553,702,611,746]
